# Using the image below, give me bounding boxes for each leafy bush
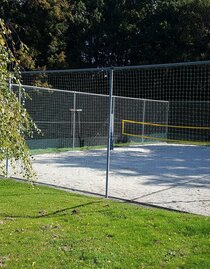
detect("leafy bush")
[0,19,38,179]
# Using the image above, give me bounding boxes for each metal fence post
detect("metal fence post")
[5,158,9,178]
[111,96,115,149]
[18,83,21,103]
[142,100,146,143]
[5,78,12,178]
[105,68,114,198]
[72,91,76,150]
[165,101,170,140]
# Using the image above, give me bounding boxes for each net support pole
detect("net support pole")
[5,78,12,178]
[165,102,170,139]
[142,100,146,143]
[110,96,115,150]
[72,92,76,150]
[105,69,114,198]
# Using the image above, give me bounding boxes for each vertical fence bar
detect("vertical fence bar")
[105,69,114,198]
[18,83,21,103]
[72,92,76,150]
[165,101,170,140]
[5,157,9,178]
[142,100,146,144]
[5,78,12,178]
[111,96,115,149]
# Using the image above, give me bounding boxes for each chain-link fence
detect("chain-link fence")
[3,61,210,215]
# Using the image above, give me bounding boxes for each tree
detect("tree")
[1,0,210,69]
[0,19,38,178]
[129,0,210,64]
[0,0,71,69]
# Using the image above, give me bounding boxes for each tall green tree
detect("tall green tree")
[0,19,37,178]
[1,0,210,69]
[0,0,71,69]
[135,0,210,64]
[66,0,210,67]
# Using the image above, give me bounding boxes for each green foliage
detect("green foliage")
[63,0,210,66]
[1,0,210,68]
[0,19,38,178]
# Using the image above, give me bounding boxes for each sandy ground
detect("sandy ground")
[10,144,210,216]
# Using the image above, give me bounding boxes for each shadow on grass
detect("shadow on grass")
[0,201,102,219]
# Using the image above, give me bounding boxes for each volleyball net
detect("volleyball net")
[122,112,210,146]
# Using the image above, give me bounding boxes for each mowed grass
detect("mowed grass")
[0,179,209,269]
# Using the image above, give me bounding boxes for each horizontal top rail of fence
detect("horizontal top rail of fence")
[12,84,169,103]
[20,60,210,74]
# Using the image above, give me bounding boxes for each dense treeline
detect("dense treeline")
[1,0,210,70]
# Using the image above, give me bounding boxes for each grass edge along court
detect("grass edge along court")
[0,179,209,269]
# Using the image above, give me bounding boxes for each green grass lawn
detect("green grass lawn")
[0,179,209,269]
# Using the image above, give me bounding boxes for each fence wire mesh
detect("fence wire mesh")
[4,61,210,215]
[12,85,110,150]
